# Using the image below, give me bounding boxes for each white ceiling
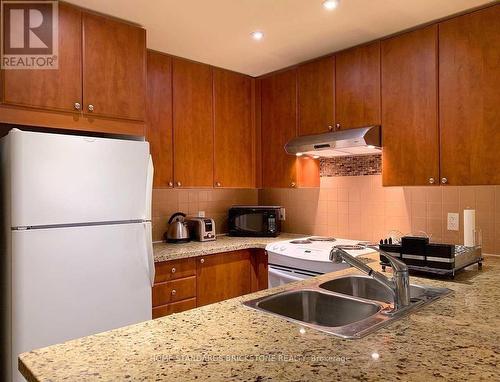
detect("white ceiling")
[66,0,492,76]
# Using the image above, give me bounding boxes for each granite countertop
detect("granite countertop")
[19,254,499,382]
[153,233,302,262]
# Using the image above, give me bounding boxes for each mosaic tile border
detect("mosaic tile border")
[320,154,382,177]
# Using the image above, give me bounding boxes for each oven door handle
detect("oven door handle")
[268,266,306,283]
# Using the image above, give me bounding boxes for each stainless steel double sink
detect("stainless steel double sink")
[244,274,452,339]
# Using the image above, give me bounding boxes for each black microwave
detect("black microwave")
[228,206,282,237]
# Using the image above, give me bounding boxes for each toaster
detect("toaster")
[187,217,216,242]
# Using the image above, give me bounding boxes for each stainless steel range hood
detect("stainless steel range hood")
[285,125,381,158]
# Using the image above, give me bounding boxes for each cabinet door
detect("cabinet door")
[196,250,252,307]
[335,41,381,129]
[2,3,82,112]
[146,51,173,188]
[213,68,253,188]
[250,249,268,292]
[298,56,335,136]
[439,5,500,185]
[82,12,146,121]
[152,298,196,319]
[261,69,297,188]
[381,26,439,186]
[152,277,197,306]
[172,58,214,188]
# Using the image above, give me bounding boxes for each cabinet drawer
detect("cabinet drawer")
[155,257,196,283]
[152,298,197,319]
[152,276,196,307]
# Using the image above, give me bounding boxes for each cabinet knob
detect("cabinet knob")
[171,267,176,274]
[429,177,435,184]
[171,289,176,296]
[74,102,81,111]
[441,177,448,184]
[215,181,221,187]
[290,182,296,188]
[200,258,205,264]
[176,181,182,187]
[335,123,341,130]
[328,125,333,131]
[88,104,94,112]
[168,181,174,187]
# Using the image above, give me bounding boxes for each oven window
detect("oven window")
[235,213,265,232]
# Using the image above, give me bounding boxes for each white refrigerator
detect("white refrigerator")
[1,129,155,382]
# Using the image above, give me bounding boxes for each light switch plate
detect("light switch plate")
[447,212,459,231]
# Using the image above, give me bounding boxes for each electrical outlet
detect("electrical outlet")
[280,207,286,221]
[198,211,205,218]
[447,213,459,231]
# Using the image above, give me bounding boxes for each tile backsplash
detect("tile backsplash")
[259,175,500,255]
[320,154,382,177]
[152,188,258,241]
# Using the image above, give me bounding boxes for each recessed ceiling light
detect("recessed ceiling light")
[251,31,264,41]
[323,0,340,10]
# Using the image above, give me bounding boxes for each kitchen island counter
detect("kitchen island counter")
[19,255,499,381]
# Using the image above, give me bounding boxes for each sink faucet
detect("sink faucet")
[330,245,411,311]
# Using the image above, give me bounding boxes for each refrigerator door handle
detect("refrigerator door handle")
[144,222,155,287]
[145,155,154,221]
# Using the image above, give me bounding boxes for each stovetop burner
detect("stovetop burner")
[308,236,336,242]
[290,239,312,244]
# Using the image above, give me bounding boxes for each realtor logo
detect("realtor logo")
[1,1,59,69]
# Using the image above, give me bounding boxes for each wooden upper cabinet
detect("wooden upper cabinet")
[196,250,252,307]
[82,12,146,121]
[439,5,500,185]
[252,79,263,189]
[146,51,173,188]
[298,56,335,136]
[213,69,254,188]
[335,41,381,129]
[381,26,439,186]
[261,69,297,188]
[172,58,214,188]
[2,3,82,112]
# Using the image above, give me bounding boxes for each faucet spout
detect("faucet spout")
[330,245,411,311]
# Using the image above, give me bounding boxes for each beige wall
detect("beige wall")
[260,175,499,255]
[152,188,258,241]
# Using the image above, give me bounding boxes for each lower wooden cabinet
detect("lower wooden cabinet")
[152,249,268,319]
[196,250,253,307]
[152,276,197,306]
[250,249,269,292]
[154,257,196,283]
[152,298,197,319]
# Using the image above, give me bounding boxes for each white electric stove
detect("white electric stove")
[266,236,376,288]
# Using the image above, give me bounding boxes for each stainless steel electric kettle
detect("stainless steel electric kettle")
[165,212,190,243]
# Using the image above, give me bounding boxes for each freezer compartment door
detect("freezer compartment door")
[7,129,150,227]
[11,223,152,382]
